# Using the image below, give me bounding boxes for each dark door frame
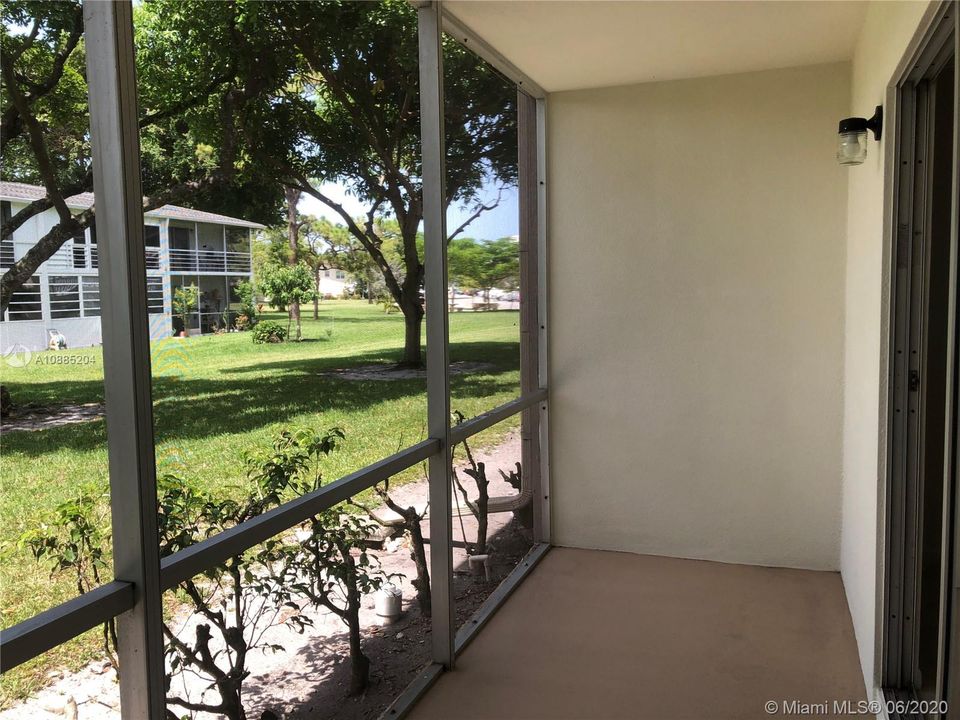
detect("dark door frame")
[882,3,959,714]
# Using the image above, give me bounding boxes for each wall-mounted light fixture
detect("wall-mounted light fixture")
[837,106,883,166]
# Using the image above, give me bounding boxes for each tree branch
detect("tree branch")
[446,187,504,243]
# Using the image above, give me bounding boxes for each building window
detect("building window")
[336,270,346,280]
[5,275,42,320]
[82,277,100,318]
[49,276,83,318]
[144,225,161,270]
[0,201,13,269]
[72,231,87,269]
[146,276,163,314]
[144,225,160,247]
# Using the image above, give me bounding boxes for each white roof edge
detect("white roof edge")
[0,183,266,230]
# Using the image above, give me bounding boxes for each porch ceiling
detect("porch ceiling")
[445,0,868,92]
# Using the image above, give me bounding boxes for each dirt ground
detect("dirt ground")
[1,431,531,720]
[0,403,104,434]
[317,360,495,382]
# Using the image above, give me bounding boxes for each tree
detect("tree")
[157,474,302,720]
[284,186,303,329]
[298,217,340,317]
[448,237,520,307]
[171,283,198,337]
[241,0,517,366]
[258,262,316,341]
[0,0,285,312]
[451,411,491,558]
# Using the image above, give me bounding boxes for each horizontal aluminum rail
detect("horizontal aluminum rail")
[0,581,134,673]
[449,387,548,445]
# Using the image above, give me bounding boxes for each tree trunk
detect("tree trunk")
[347,601,370,696]
[400,304,423,367]
[409,521,431,617]
[220,687,246,720]
[396,263,425,366]
[285,186,301,341]
[366,268,375,304]
[476,484,489,557]
[313,265,320,319]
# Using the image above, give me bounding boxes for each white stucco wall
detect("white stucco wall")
[839,0,934,698]
[547,62,850,570]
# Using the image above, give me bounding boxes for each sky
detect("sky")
[299,180,519,242]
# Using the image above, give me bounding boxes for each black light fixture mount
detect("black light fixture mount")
[837,105,883,166]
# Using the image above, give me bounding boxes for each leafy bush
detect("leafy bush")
[252,320,287,344]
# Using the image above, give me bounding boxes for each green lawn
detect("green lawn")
[0,300,520,705]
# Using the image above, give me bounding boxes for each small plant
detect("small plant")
[283,509,389,695]
[157,473,300,720]
[234,281,258,329]
[172,284,198,337]
[245,428,393,695]
[20,485,118,675]
[252,320,287,344]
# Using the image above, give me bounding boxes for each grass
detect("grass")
[0,300,521,705]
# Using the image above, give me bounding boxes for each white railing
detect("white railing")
[168,248,251,274]
[5,244,247,275]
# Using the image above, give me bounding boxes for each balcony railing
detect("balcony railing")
[6,242,249,275]
[168,248,251,274]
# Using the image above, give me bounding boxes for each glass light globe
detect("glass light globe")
[837,130,867,165]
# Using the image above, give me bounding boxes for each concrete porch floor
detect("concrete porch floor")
[408,547,866,720]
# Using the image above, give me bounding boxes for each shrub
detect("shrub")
[252,320,287,344]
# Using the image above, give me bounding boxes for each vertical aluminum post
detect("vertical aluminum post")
[418,0,455,668]
[535,96,551,544]
[83,2,165,716]
[518,91,545,541]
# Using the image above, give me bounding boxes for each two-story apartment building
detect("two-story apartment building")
[0,182,262,353]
